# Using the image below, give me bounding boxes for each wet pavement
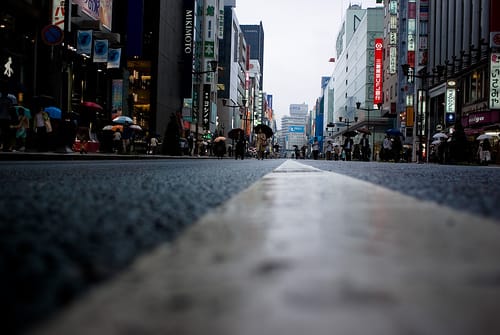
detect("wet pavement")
[32,160,500,335]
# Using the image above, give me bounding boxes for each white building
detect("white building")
[330,4,387,155]
[281,103,309,154]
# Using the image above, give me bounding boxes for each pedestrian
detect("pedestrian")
[0,83,13,151]
[301,145,307,159]
[480,139,492,165]
[343,136,354,161]
[33,107,51,152]
[122,124,132,153]
[360,133,370,161]
[10,108,29,151]
[294,145,300,159]
[333,143,341,160]
[235,131,245,160]
[256,129,267,160]
[325,141,333,160]
[113,129,122,153]
[149,135,158,155]
[312,138,320,160]
[392,135,403,162]
[382,135,392,161]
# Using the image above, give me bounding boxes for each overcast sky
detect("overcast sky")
[233,0,382,127]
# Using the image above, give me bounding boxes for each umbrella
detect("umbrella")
[357,127,371,135]
[228,127,244,139]
[13,106,31,119]
[81,101,103,111]
[7,94,17,105]
[432,132,448,139]
[44,106,62,119]
[431,139,441,145]
[129,124,142,131]
[476,133,498,140]
[102,125,123,132]
[344,130,357,137]
[112,116,134,124]
[214,136,226,142]
[324,137,335,143]
[254,124,273,137]
[33,95,56,108]
[386,128,404,137]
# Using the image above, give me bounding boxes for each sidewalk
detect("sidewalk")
[32,160,500,335]
[0,150,200,161]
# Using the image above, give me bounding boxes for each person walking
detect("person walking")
[256,129,267,160]
[343,136,354,161]
[235,131,245,160]
[325,141,333,160]
[0,83,13,151]
[360,134,370,161]
[382,135,392,161]
[480,138,492,165]
[112,129,122,153]
[312,138,320,160]
[149,135,159,155]
[10,108,29,151]
[33,107,50,152]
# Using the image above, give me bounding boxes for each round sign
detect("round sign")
[41,25,64,46]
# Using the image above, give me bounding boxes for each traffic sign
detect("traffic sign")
[41,24,64,46]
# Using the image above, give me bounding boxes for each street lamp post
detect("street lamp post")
[223,98,248,131]
[401,64,444,163]
[356,102,382,161]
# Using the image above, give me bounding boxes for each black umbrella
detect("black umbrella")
[344,130,357,137]
[32,95,56,108]
[254,124,273,137]
[228,128,244,139]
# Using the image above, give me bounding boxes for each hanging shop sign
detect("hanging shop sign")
[202,84,211,130]
[490,53,500,110]
[41,24,64,46]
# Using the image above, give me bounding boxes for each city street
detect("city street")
[1,158,499,334]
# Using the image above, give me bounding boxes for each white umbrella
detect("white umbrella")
[432,132,448,139]
[431,139,441,145]
[476,133,498,140]
[129,124,142,131]
[112,116,133,124]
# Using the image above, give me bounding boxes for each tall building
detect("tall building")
[281,103,308,154]
[330,4,388,157]
[218,3,249,136]
[240,22,265,89]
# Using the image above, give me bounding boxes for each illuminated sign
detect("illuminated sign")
[389,47,397,74]
[373,38,383,105]
[446,88,456,114]
[289,126,305,133]
[490,53,500,109]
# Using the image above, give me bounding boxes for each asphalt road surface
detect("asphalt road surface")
[1,158,499,334]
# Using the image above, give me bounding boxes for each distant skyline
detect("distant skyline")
[233,0,382,127]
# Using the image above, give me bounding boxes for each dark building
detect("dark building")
[241,22,265,88]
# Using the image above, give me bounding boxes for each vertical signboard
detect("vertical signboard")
[202,84,211,130]
[490,53,500,110]
[373,38,383,105]
[183,0,195,99]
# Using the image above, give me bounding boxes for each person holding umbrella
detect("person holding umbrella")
[256,128,267,160]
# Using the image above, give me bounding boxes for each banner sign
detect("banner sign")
[202,84,211,130]
[373,38,383,105]
[93,39,108,63]
[490,53,500,109]
[107,48,121,68]
[77,30,92,54]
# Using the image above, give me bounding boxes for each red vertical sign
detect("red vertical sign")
[374,38,383,105]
